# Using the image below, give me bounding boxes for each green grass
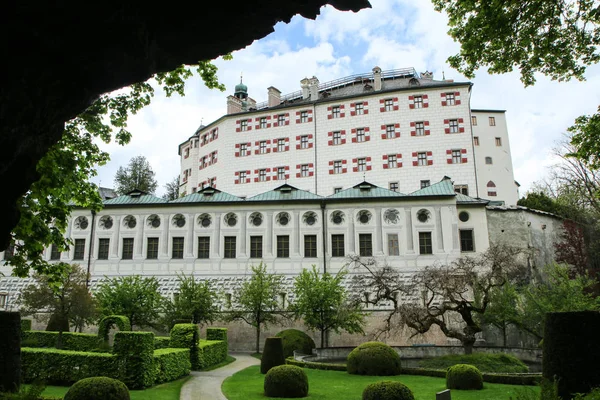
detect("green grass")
[418,353,529,373]
[27,376,190,400]
[201,355,237,371]
[222,366,540,400]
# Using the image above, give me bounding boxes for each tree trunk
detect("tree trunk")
[463,338,475,354]
[255,325,261,354]
[502,323,507,347]
[320,329,325,348]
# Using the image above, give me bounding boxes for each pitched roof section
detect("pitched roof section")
[103,189,167,205]
[247,183,323,201]
[169,186,243,203]
[409,178,456,197]
[456,193,489,205]
[328,181,405,199]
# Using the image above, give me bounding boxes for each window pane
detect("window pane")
[359,234,372,256]
[418,232,432,255]
[388,234,399,256]
[224,236,236,258]
[304,235,317,258]
[331,234,345,257]
[50,244,61,260]
[98,238,110,260]
[250,236,263,258]
[172,237,184,259]
[147,237,159,259]
[73,239,85,260]
[277,235,290,258]
[122,238,133,260]
[198,237,210,259]
[460,230,474,252]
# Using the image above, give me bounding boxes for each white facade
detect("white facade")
[179,68,518,205]
[471,110,519,205]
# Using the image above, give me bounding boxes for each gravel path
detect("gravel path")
[180,353,259,400]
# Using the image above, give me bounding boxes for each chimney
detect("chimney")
[267,86,281,107]
[421,71,433,80]
[300,78,310,100]
[308,76,319,101]
[227,95,242,114]
[372,66,382,91]
[247,97,257,110]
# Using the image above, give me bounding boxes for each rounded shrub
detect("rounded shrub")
[446,364,483,390]
[362,381,415,400]
[64,377,130,400]
[264,365,309,398]
[347,342,401,376]
[261,337,286,374]
[275,329,316,358]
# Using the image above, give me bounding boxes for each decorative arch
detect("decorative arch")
[98,315,131,343]
[487,181,496,187]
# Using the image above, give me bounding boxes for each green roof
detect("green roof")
[409,178,455,197]
[456,193,489,204]
[328,181,406,199]
[247,184,323,202]
[103,189,167,205]
[169,187,243,203]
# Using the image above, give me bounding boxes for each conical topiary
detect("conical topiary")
[261,337,286,374]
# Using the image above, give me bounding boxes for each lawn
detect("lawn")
[29,376,190,400]
[222,366,540,400]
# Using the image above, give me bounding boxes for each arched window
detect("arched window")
[487,181,497,197]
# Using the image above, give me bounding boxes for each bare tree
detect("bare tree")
[349,244,528,354]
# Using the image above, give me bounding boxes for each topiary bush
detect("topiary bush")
[64,377,130,400]
[264,365,309,398]
[275,329,316,358]
[362,381,415,400]
[113,332,155,389]
[0,311,21,393]
[347,342,401,376]
[97,315,131,344]
[446,364,484,390]
[261,337,286,374]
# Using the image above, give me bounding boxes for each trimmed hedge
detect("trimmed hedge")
[113,332,155,389]
[419,352,529,373]
[154,336,171,349]
[206,328,228,341]
[275,329,316,358]
[197,339,228,370]
[264,365,309,398]
[169,324,197,349]
[0,311,21,393]
[347,342,401,376]
[21,319,32,332]
[22,331,102,351]
[21,348,122,384]
[286,358,347,372]
[362,381,415,400]
[446,364,483,390]
[544,311,600,399]
[261,337,286,374]
[153,348,191,384]
[98,315,131,343]
[64,376,130,400]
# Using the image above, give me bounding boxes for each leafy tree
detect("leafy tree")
[433,0,600,86]
[161,274,219,330]
[351,244,527,354]
[226,263,284,354]
[290,266,366,348]
[478,282,521,347]
[18,263,97,335]
[163,175,180,201]
[114,155,158,195]
[486,263,600,341]
[94,275,164,329]
[570,106,600,170]
[6,58,230,280]
[517,192,563,215]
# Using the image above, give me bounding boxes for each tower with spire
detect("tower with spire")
[227,74,256,114]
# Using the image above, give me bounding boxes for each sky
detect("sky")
[91,0,600,198]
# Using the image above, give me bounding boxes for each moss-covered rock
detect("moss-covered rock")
[264,365,309,398]
[362,381,415,400]
[275,329,316,358]
[446,364,483,390]
[261,337,285,374]
[64,377,130,400]
[347,342,401,376]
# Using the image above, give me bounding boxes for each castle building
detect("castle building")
[179,67,519,205]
